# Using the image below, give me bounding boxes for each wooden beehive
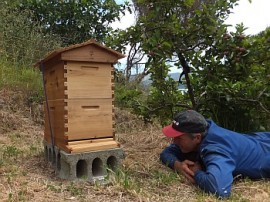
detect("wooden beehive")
[36,39,125,153]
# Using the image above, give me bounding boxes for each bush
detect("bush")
[0,3,61,67]
[115,80,147,110]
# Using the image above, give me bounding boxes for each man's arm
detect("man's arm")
[160,144,185,169]
[194,149,235,198]
[160,144,198,183]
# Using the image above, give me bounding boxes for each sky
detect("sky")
[225,0,270,35]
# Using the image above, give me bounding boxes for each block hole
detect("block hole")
[107,156,118,172]
[57,153,61,171]
[92,158,105,177]
[76,160,88,179]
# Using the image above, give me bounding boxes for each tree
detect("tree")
[0,1,61,66]
[191,25,270,131]
[16,0,128,45]
[110,0,270,131]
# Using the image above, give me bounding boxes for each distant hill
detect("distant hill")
[169,72,180,81]
[141,72,187,90]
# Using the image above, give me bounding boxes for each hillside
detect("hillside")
[0,89,270,201]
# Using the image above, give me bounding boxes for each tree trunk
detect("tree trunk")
[177,52,197,109]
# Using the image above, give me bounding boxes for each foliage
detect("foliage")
[110,0,270,131]
[0,2,61,66]
[114,76,145,110]
[140,61,188,125]
[193,25,270,131]
[115,83,142,109]
[14,0,129,46]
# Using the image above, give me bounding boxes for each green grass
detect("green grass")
[151,169,181,185]
[0,60,43,91]
[0,60,44,104]
[107,167,141,191]
[3,145,22,159]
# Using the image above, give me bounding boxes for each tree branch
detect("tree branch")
[177,52,196,109]
[237,98,270,113]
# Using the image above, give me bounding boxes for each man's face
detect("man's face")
[173,133,202,153]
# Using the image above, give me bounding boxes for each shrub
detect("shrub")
[0,3,61,67]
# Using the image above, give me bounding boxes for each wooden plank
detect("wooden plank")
[66,140,120,153]
[66,98,113,140]
[44,61,65,100]
[61,45,119,63]
[68,138,114,146]
[44,100,67,144]
[65,61,113,99]
[35,40,124,67]
[45,80,65,101]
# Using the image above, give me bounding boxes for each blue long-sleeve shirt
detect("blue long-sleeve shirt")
[160,120,270,198]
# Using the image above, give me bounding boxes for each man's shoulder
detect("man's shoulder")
[206,120,241,138]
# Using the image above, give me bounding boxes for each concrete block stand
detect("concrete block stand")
[43,141,125,183]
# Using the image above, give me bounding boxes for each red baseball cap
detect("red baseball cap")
[162,110,208,138]
[162,124,186,138]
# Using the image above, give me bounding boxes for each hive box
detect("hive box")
[36,39,125,154]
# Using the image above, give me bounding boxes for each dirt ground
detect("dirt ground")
[0,90,270,202]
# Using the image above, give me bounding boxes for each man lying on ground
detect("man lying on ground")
[160,110,270,198]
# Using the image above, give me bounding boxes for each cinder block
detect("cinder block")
[43,141,125,182]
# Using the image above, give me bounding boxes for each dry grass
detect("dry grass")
[0,93,270,201]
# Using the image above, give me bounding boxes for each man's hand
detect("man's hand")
[189,161,202,173]
[174,160,196,184]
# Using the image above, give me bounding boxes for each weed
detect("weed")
[28,145,39,156]
[152,170,180,185]
[230,193,249,202]
[111,168,131,189]
[7,175,12,184]
[18,190,27,201]
[3,145,21,159]
[47,184,61,193]
[107,167,141,192]
[9,133,22,143]
[66,182,83,196]
[22,170,28,176]
[8,192,12,201]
